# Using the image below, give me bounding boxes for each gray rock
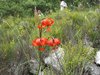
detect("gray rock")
[14,60,39,75]
[14,47,65,75]
[83,63,100,75]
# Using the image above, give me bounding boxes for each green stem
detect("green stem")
[39,26,42,38]
[38,25,43,74]
[38,51,42,75]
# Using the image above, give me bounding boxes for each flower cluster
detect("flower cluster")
[32,38,60,51]
[32,38,47,47]
[47,38,60,47]
[32,18,61,51]
[38,18,54,31]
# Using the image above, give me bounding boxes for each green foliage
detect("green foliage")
[46,9,99,74]
[0,8,99,74]
[62,41,95,75]
[66,0,99,7]
[0,0,99,17]
[0,16,35,61]
[0,0,60,17]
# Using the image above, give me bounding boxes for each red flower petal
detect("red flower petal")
[47,38,61,47]
[48,18,54,25]
[41,18,54,27]
[38,48,45,51]
[38,24,46,29]
[47,39,56,46]
[40,38,48,46]
[38,25,42,29]
[35,38,41,46]
[54,38,61,45]
[32,40,38,46]
[41,19,49,26]
[46,27,51,32]
[32,38,48,46]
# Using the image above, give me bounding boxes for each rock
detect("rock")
[14,60,39,75]
[95,50,100,65]
[83,50,100,75]
[29,60,39,74]
[14,47,65,75]
[83,62,100,75]
[44,47,64,72]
